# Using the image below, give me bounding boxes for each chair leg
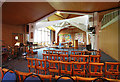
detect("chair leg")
[45,70,46,75]
[29,68,30,73]
[38,69,39,74]
[115,75,118,79]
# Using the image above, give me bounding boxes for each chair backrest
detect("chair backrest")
[60,62,72,75]
[72,62,86,76]
[105,62,120,79]
[56,75,75,82]
[89,55,100,63]
[59,54,69,62]
[89,63,104,77]
[2,69,17,82]
[26,58,36,72]
[15,70,32,81]
[24,74,42,82]
[49,54,58,61]
[36,59,46,74]
[105,62,120,72]
[42,53,49,60]
[48,60,61,75]
[71,51,85,55]
[70,55,89,63]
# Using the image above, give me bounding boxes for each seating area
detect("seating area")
[1,2,119,82]
[1,67,120,82]
[1,66,120,82]
[25,50,120,80]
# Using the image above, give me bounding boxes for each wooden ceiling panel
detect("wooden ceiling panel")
[2,2,55,25]
[67,14,84,19]
[49,2,119,12]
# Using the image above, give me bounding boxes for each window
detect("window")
[34,27,50,45]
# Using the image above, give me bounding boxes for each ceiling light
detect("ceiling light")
[56,11,61,15]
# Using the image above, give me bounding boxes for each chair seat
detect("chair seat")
[2,72,16,82]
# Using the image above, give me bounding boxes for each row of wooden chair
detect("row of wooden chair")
[43,54,101,63]
[43,50,101,55]
[43,50,69,55]
[48,61,119,79]
[1,68,52,82]
[26,58,120,79]
[2,68,120,82]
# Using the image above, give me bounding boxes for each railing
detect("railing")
[101,10,119,27]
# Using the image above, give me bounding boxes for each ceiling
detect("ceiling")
[2,2,55,25]
[2,2,119,25]
[49,2,119,13]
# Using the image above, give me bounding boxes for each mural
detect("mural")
[75,33,83,43]
[59,34,72,42]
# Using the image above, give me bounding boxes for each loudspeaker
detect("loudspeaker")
[26,25,29,33]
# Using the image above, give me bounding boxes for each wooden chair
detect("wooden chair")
[89,63,104,77]
[49,54,58,61]
[73,62,86,77]
[15,70,32,81]
[36,59,47,74]
[105,62,120,79]
[48,60,61,75]
[42,53,49,60]
[70,55,89,63]
[71,51,85,55]
[26,58,36,73]
[89,55,100,63]
[60,62,72,75]
[59,54,69,62]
